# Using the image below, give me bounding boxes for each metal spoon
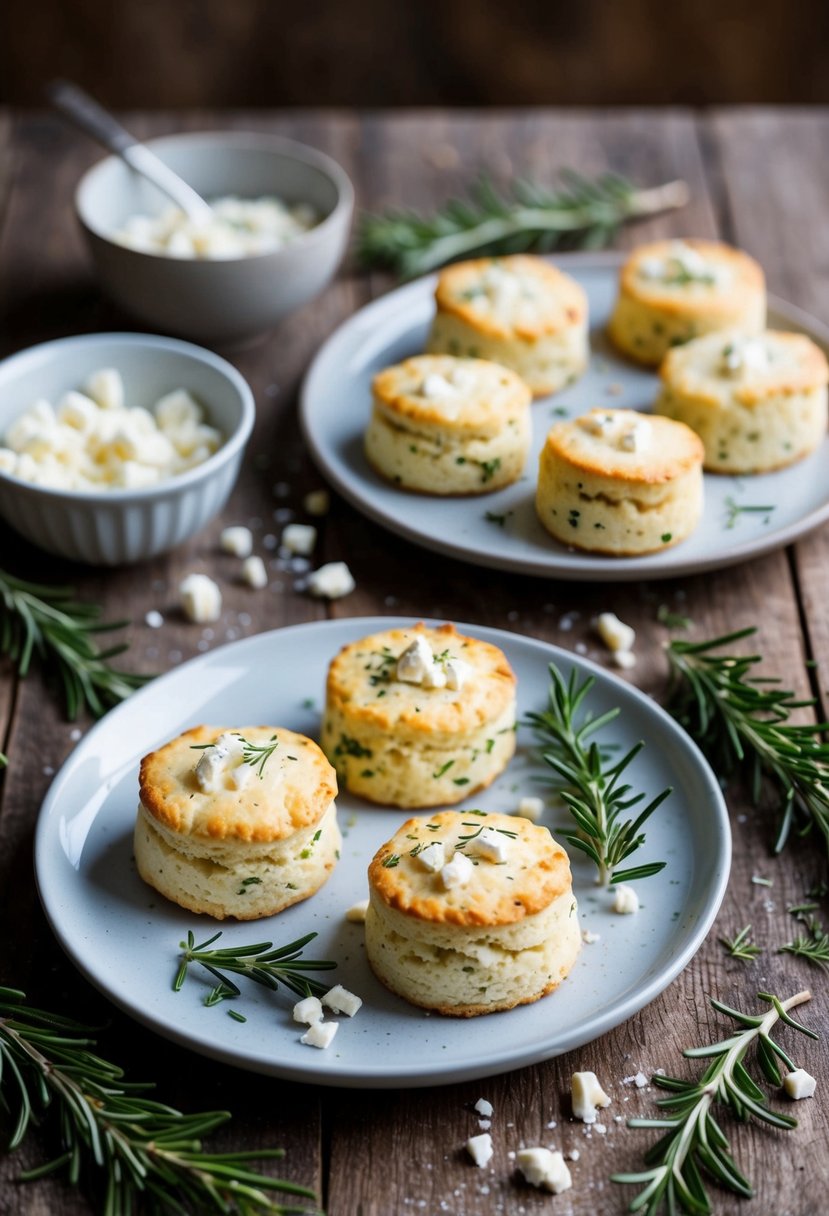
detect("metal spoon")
[48,80,213,225]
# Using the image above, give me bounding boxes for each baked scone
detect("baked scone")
[321,622,516,808]
[365,355,532,494]
[365,810,581,1016]
[656,330,829,473]
[608,239,766,366]
[135,725,340,920]
[536,408,704,555]
[426,255,588,396]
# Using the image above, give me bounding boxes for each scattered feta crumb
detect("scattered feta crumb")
[292,996,323,1025]
[322,985,362,1018]
[466,1133,493,1168]
[441,851,474,890]
[783,1069,816,1100]
[282,523,317,555]
[465,826,509,863]
[303,489,330,516]
[307,561,355,599]
[144,609,164,629]
[567,1148,580,1162]
[517,796,543,822]
[242,555,268,589]
[179,573,221,623]
[622,1072,648,1088]
[613,884,640,915]
[417,841,446,873]
[581,929,601,945]
[300,1020,338,1050]
[220,525,253,557]
[594,1122,607,1135]
[597,611,636,655]
[613,650,637,670]
[345,899,369,923]
[69,727,82,742]
[474,1098,493,1118]
[571,1071,612,1123]
[516,1148,572,1194]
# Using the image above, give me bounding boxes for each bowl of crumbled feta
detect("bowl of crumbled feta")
[0,332,254,565]
[75,132,354,345]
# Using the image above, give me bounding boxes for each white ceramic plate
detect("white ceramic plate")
[301,252,829,581]
[35,617,730,1088]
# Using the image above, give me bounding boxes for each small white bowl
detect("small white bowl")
[0,332,254,566]
[76,131,354,345]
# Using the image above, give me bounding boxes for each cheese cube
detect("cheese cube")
[300,1021,338,1049]
[597,612,636,654]
[84,368,124,411]
[441,852,474,890]
[292,996,324,1025]
[517,1147,572,1193]
[783,1069,816,1100]
[345,899,369,924]
[517,796,544,822]
[466,1133,493,1168]
[307,562,355,599]
[179,573,222,623]
[571,1071,612,1123]
[282,524,317,556]
[612,884,640,915]
[322,985,362,1018]
[220,526,253,557]
[242,556,268,589]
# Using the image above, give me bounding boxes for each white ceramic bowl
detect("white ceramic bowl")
[75,131,354,345]
[0,333,255,566]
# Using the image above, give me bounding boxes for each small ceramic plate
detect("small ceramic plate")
[301,252,829,581]
[35,618,730,1088]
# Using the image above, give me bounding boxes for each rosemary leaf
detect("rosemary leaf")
[0,986,319,1214]
[779,906,829,970]
[356,173,689,279]
[719,924,762,963]
[526,662,670,886]
[175,930,337,1002]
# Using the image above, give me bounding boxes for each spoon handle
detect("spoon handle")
[48,80,213,224]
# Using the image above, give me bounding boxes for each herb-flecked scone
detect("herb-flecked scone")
[655,330,829,473]
[365,355,532,494]
[608,239,766,366]
[365,810,581,1016]
[135,726,340,920]
[426,255,588,396]
[321,623,516,808]
[536,408,704,555]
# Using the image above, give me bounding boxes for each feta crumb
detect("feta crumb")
[322,985,362,1018]
[444,657,471,691]
[622,1072,648,1088]
[478,1119,491,1130]
[282,523,317,555]
[619,418,652,453]
[465,1133,493,1168]
[144,609,164,629]
[581,929,601,944]
[465,826,509,864]
[422,662,448,689]
[571,1071,612,1123]
[783,1069,816,1100]
[241,555,268,589]
[397,636,434,684]
[300,1020,338,1050]
[84,368,124,411]
[179,573,222,623]
[516,1148,572,1194]
[293,996,323,1025]
[345,899,369,924]
[474,1098,493,1118]
[417,841,447,872]
[597,612,635,653]
[307,561,355,599]
[612,884,640,915]
[613,650,637,670]
[220,525,253,557]
[517,796,543,822]
[567,1148,580,1162]
[303,489,330,516]
[594,1122,607,1135]
[441,851,474,890]
[194,731,245,792]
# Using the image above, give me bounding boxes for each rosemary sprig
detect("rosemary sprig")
[719,924,762,963]
[0,569,149,720]
[614,989,816,1216]
[174,930,336,1002]
[527,663,671,886]
[191,733,280,779]
[724,496,776,530]
[666,628,829,860]
[0,986,319,1215]
[356,173,689,278]
[780,906,829,970]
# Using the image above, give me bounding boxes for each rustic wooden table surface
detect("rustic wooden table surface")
[0,108,827,1216]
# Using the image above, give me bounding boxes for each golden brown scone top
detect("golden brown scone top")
[368,810,573,927]
[660,329,829,407]
[619,239,765,318]
[372,355,531,438]
[434,255,587,340]
[139,725,337,842]
[325,623,516,740]
[542,409,704,484]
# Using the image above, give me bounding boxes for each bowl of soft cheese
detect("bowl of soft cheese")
[75,131,354,345]
[0,332,254,565]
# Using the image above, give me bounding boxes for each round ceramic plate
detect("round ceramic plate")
[35,617,730,1088]
[301,252,829,581]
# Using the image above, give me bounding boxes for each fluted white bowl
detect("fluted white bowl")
[0,332,254,566]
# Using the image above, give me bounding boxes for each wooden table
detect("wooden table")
[0,108,827,1216]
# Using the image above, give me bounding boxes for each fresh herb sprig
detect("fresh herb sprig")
[614,989,816,1216]
[666,628,829,860]
[0,986,319,1215]
[174,930,336,1002]
[719,924,762,963]
[527,663,670,886]
[724,496,776,530]
[0,569,148,720]
[191,733,280,779]
[780,905,829,970]
[356,173,689,279]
